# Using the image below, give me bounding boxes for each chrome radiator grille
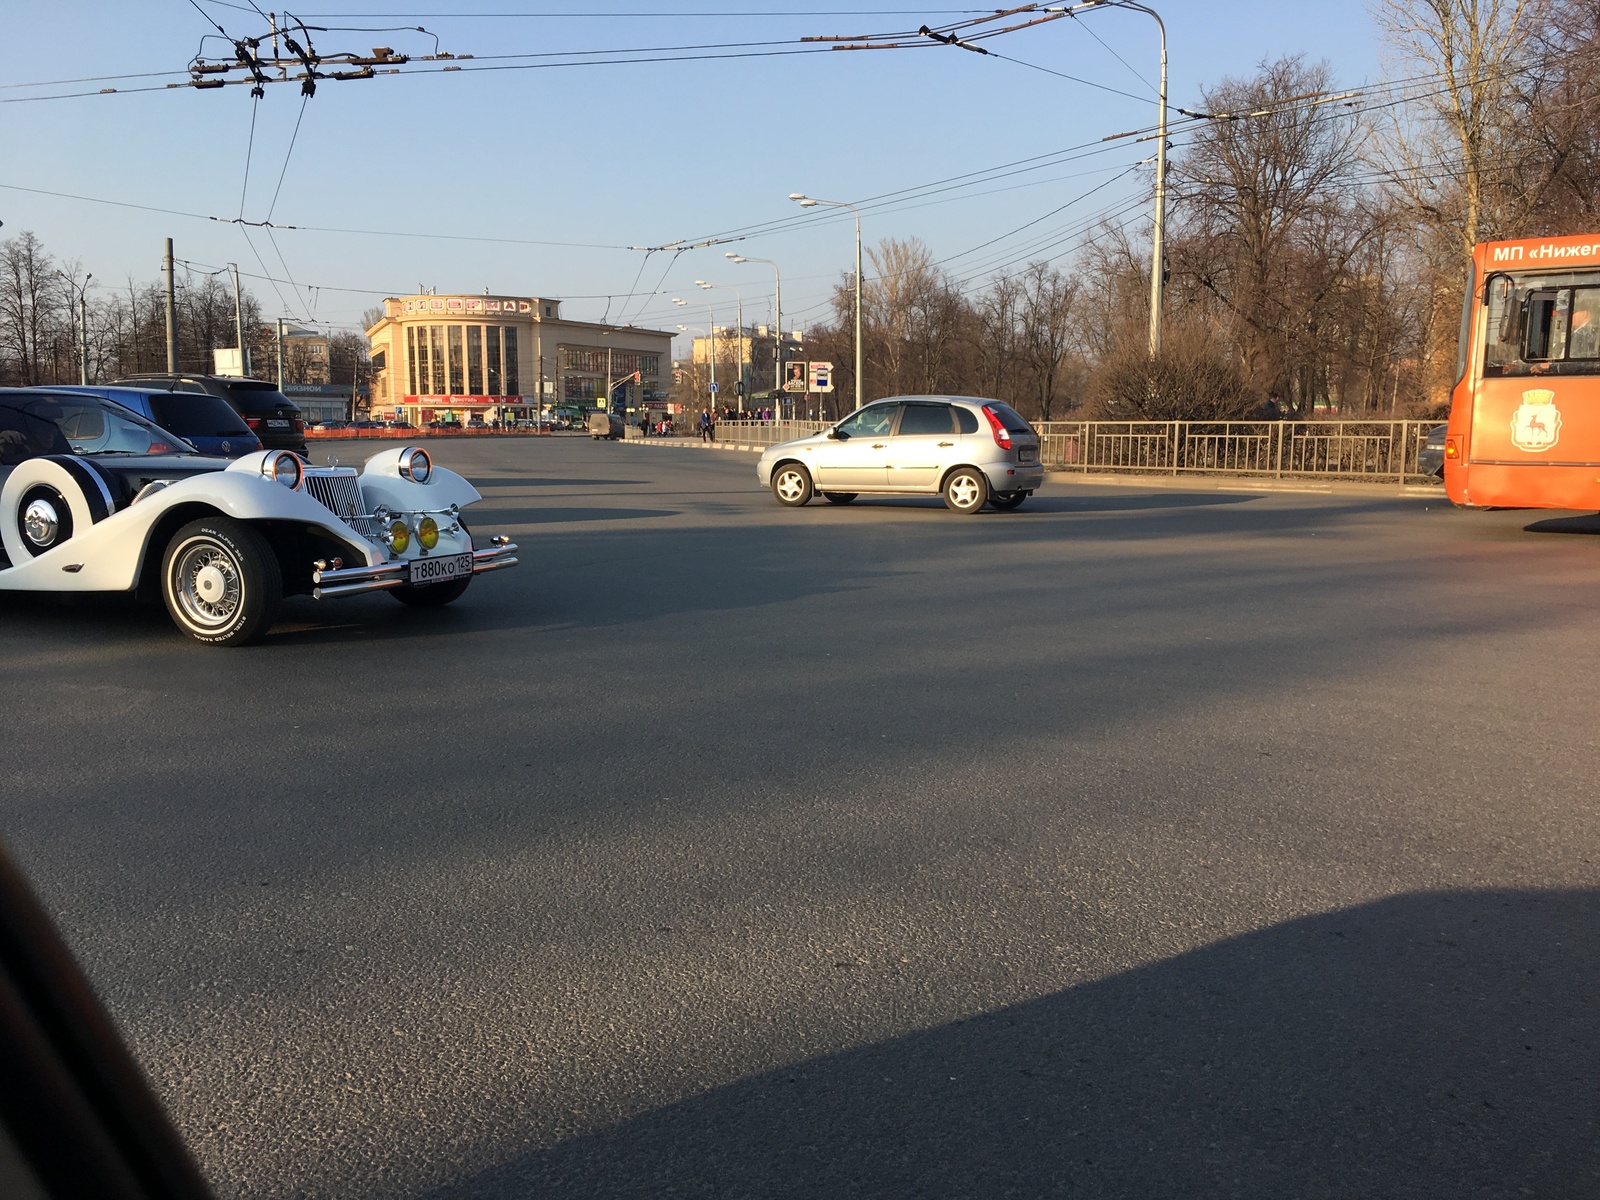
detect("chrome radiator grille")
[303,470,382,539]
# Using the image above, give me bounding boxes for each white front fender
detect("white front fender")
[0,469,376,593]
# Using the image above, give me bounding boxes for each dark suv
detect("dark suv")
[107,374,307,454]
[48,384,261,457]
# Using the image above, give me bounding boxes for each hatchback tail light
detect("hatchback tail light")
[981,405,1012,450]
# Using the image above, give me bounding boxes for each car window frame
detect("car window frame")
[835,403,900,440]
[893,402,956,437]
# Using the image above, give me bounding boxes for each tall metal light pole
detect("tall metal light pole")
[726,251,783,418]
[59,271,92,384]
[163,238,178,373]
[674,297,716,407]
[228,263,247,375]
[791,193,863,412]
[1047,1,1167,355]
[696,281,745,413]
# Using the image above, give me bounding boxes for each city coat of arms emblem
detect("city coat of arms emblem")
[1510,389,1562,452]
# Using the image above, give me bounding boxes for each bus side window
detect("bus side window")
[1569,287,1600,360]
[1485,276,1523,370]
[1525,290,1567,360]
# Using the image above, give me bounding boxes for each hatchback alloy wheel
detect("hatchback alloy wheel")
[943,467,989,514]
[772,464,813,507]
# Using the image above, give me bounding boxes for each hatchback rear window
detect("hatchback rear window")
[986,402,1033,433]
[149,395,253,437]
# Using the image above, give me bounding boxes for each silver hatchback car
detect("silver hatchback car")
[757,396,1045,513]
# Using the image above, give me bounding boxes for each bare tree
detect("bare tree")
[1016,261,1081,420]
[0,231,62,385]
[1372,0,1540,255]
[1172,56,1369,407]
[974,272,1024,404]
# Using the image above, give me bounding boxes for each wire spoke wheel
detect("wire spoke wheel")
[172,541,243,629]
[159,517,282,646]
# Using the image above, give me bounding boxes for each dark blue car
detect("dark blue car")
[48,385,262,458]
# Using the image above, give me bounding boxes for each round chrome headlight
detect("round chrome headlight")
[417,516,439,550]
[262,451,303,490]
[399,447,432,484]
[388,520,411,554]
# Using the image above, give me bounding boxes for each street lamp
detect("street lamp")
[1046,0,1167,356]
[597,324,643,417]
[696,280,746,413]
[59,270,92,384]
[726,251,785,419]
[790,192,863,412]
[673,297,716,406]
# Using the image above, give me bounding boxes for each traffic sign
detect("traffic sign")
[708,381,719,393]
[809,361,834,393]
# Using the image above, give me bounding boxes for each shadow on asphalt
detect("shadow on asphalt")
[476,478,647,490]
[503,507,680,525]
[1014,492,1260,514]
[1524,513,1600,535]
[0,496,1441,650]
[426,888,1598,1200]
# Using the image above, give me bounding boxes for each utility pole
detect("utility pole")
[790,195,863,410]
[61,270,92,384]
[726,253,783,418]
[1043,2,1167,355]
[276,318,286,386]
[78,292,89,384]
[163,238,178,372]
[229,263,247,376]
[696,281,744,413]
[1144,3,1168,357]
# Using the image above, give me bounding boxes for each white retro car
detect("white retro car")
[0,388,518,646]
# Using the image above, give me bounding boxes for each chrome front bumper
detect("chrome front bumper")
[311,537,519,599]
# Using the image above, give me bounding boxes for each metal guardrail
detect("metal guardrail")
[677,418,1445,484]
[1032,420,1443,484]
[639,420,829,447]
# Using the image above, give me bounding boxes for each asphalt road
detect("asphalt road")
[2,437,1598,1199]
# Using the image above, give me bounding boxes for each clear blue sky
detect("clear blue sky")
[0,2,1381,356]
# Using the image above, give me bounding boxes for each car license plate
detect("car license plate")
[410,551,472,586]
[267,419,290,429]
[1018,447,1037,463]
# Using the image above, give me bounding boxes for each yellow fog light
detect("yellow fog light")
[418,516,439,550]
[388,520,411,554]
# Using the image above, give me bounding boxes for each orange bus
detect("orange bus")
[1447,233,1600,510]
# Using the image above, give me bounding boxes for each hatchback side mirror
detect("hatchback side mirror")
[826,428,843,440]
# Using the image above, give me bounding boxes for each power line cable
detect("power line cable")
[265,90,311,224]
[238,92,260,219]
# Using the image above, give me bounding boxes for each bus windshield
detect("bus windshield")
[1483,269,1600,376]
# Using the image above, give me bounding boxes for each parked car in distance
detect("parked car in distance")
[1418,423,1446,478]
[757,396,1044,514]
[588,411,624,440]
[48,384,262,458]
[107,373,308,454]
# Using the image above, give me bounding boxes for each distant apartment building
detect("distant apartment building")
[685,325,804,397]
[364,294,674,424]
[280,324,330,385]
